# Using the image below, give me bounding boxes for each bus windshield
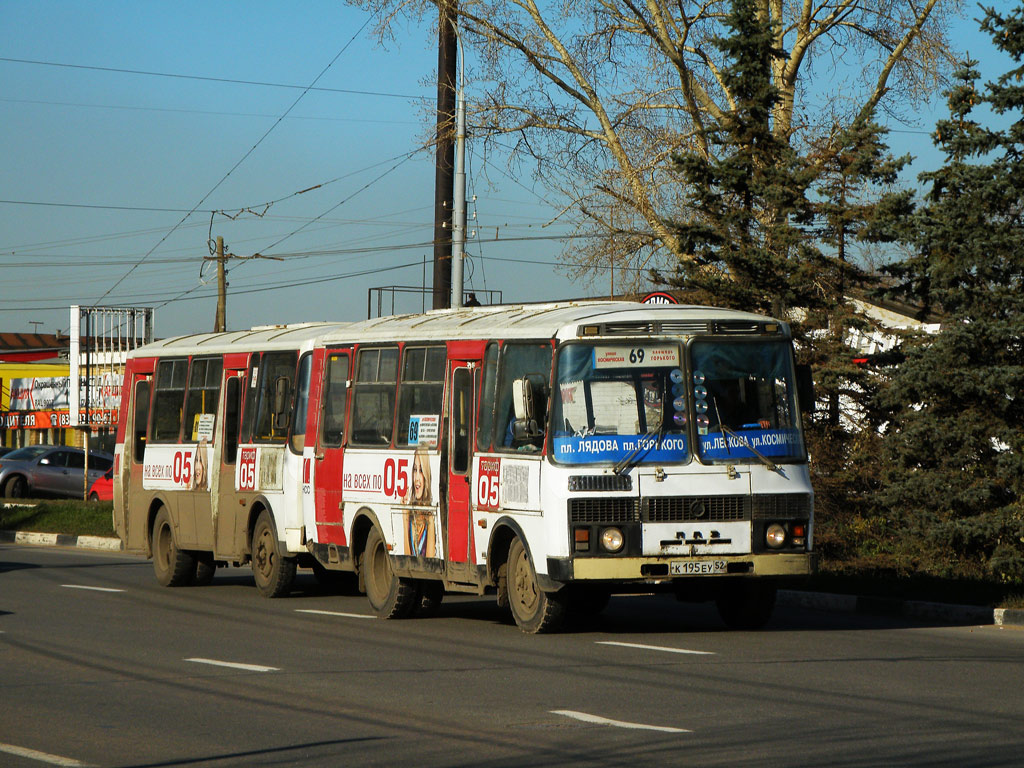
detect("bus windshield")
[551,342,689,465]
[690,340,804,463]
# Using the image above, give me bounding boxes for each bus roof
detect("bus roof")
[127,321,351,359]
[127,301,787,360]
[317,300,785,344]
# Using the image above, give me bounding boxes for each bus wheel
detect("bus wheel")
[507,537,566,634]
[363,526,418,619]
[716,581,777,630]
[152,508,195,587]
[415,580,444,618]
[194,556,217,586]
[251,510,296,598]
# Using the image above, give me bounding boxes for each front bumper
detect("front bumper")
[549,552,817,582]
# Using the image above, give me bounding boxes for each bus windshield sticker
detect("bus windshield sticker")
[592,345,680,369]
[699,428,801,460]
[407,414,440,447]
[553,434,688,464]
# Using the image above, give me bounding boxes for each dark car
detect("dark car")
[88,467,115,502]
[0,446,15,459]
[0,445,114,499]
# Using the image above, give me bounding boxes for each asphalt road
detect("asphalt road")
[2,544,1023,768]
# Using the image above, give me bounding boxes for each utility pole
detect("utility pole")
[432,0,457,310]
[215,236,226,332]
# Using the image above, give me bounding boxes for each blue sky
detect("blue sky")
[0,2,1014,337]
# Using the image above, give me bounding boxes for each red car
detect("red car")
[88,467,114,502]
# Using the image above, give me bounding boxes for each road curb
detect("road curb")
[0,529,122,552]
[779,589,1024,627]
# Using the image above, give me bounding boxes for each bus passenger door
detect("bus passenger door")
[215,367,246,557]
[445,361,476,574]
[312,348,351,547]
[122,368,153,553]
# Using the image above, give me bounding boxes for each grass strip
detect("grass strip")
[0,499,114,537]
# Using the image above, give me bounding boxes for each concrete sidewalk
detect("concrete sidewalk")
[3,528,1022,627]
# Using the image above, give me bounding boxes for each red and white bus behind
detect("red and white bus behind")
[113,302,816,633]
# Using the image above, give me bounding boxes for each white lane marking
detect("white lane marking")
[0,742,94,766]
[551,710,691,733]
[185,658,279,672]
[61,584,124,593]
[296,609,375,620]
[596,640,714,655]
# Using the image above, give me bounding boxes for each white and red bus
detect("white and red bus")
[113,301,816,632]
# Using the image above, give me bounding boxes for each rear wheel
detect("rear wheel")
[88,491,100,502]
[507,537,566,634]
[152,508,195,587]
[251,510,296,598]
[363,526,418,619]
[716,581,777,630]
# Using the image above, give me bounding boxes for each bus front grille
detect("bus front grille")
[751,493,811,520]
[644,495,749,522]
[569,498,642,523]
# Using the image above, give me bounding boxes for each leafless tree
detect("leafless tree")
[355,0,962,290]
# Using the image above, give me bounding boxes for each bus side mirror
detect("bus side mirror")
[512,377,541,441]
[272,376,291,431]
[795,364,815,412]
[512,377,535,422]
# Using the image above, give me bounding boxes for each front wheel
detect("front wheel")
[507,537,566,634]
[152,508,195,587]
[362,526,418,619]
[251,510,296,598]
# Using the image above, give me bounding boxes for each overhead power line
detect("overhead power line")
[0,56,428,101]
[98,16,375,304]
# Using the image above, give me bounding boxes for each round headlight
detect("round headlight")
[600,527,624,553]
[765,523,787,548]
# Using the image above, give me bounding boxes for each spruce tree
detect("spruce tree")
[663,0,824,320]
[877,5,1024,581]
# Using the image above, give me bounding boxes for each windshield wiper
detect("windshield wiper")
[711,397,780,473]
[612,421,666,476]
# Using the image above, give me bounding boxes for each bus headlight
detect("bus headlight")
[765,524,787,549]
[600,527,624,553]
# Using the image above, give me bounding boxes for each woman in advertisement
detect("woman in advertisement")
[402,447,436,557]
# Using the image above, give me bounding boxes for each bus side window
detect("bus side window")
[351,347,398,446]
[252,351,298,443]
[494,343,552,452]
[241,358,260,444]
[320,352,349,447]
[151,358,188,442]
[184,357,223,442]
[396,345,445,446]
[289,353,312,454]
[132,380,150,463]
[476,342,498,451]
[223,376,241,464]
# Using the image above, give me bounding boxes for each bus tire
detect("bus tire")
[507,537,566,634]
[194,555,217,586]
[152,508,195,587]
[415,580,445,618]
[716,581,777,630]
[251,510,296,598]
[363,526,418,619]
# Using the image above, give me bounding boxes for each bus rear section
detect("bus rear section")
[112,325,337,595]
